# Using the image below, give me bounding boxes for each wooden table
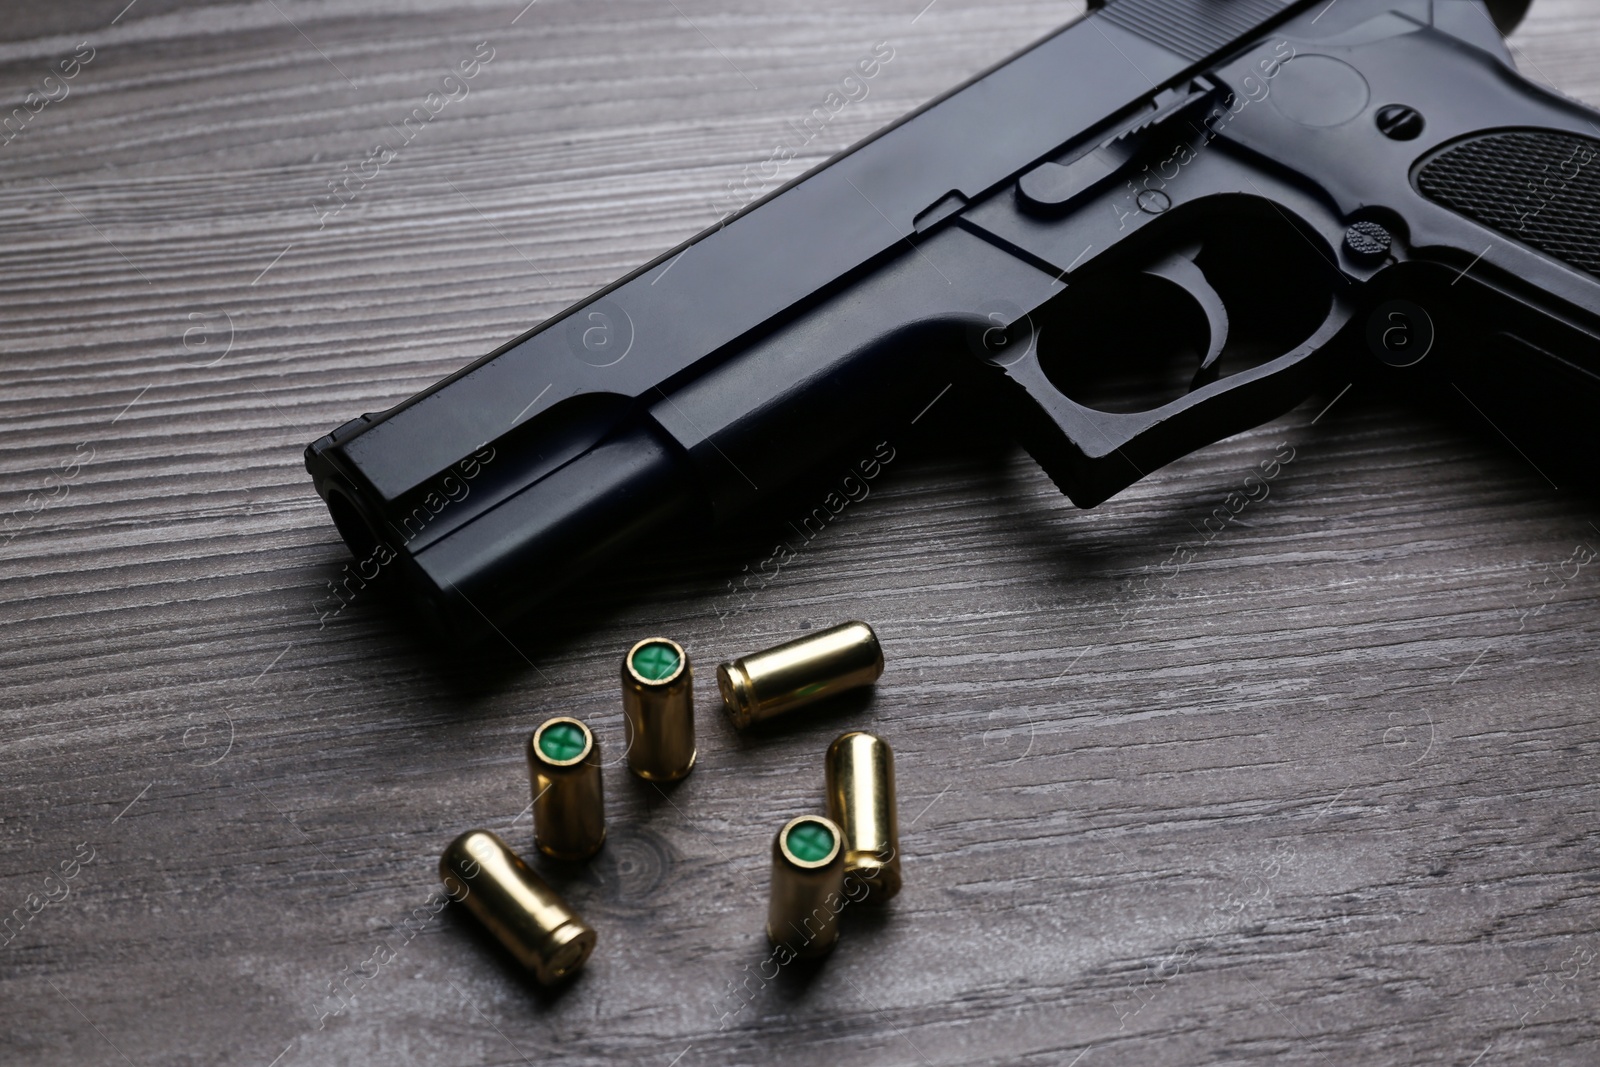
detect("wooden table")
[4,2,1598,1063]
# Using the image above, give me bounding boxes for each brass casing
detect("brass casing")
[826,731,902,902]
[620,637,697,781]
[527,717,606,861]
[718,621,884,729]
[439,829,596,986]
[766,815,846,960]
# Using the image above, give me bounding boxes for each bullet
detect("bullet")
[766,814,846,959]
[826,731,901,901]
[527,716,606,860]
[439,829,596,986]
[718,621,884,729]
[620,637,697,781]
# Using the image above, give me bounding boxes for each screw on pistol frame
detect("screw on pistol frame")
[1375,104,1425,140]
[1344,221,1394,264]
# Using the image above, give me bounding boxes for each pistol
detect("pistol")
[305,0,1600,637]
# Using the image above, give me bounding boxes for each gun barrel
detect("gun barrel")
[304,0,1314,635]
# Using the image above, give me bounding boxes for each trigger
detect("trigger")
[1142,246,1228,390]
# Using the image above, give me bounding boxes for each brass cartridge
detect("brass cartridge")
[718,621,883,729]
[439,829,596,986]
[825,731,901,902]
[527,717,606,860]
[620,637,696,781]
[766,815,846,960]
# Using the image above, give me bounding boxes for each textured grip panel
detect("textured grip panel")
[1416,129,1600,277]
[1099,0,1297,61]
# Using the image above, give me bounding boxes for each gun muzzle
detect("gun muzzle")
[307,417,696,637]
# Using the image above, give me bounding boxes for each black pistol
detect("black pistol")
[305,0,1600,637]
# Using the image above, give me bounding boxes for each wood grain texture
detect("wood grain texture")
[2,1,1599,1064]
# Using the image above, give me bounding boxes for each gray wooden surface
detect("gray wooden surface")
[3,1,1599,1064]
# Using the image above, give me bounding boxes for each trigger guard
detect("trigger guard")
[994,293,1355,508]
